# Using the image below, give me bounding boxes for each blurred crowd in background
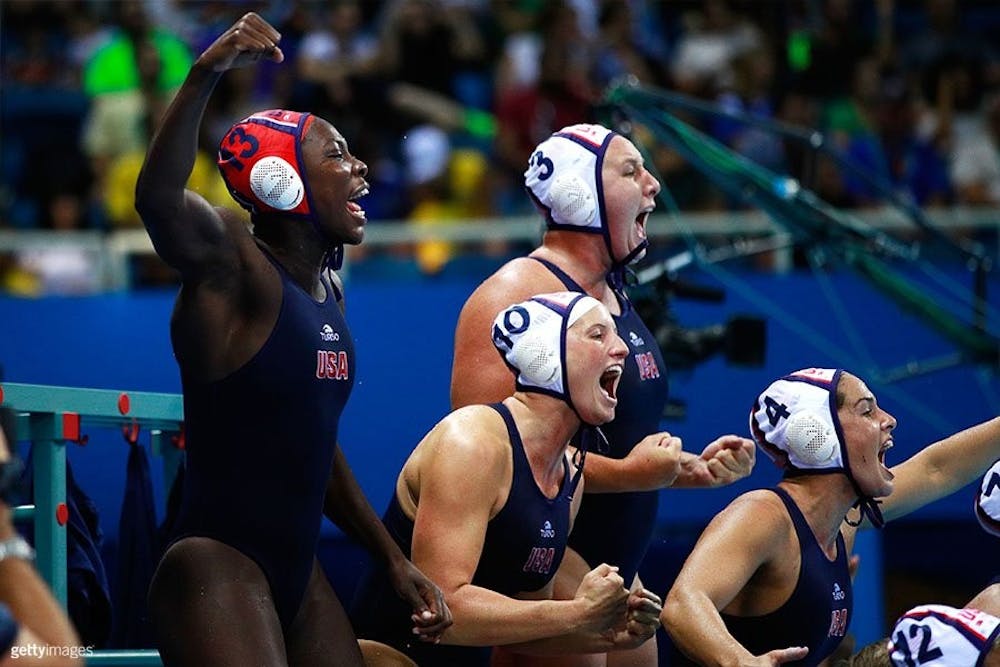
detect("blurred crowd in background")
[2,0,999,294]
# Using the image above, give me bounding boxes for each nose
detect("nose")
[355,158,368,178]
[645,171,661,198]
[610,333,628,360]
[882,410,897,432]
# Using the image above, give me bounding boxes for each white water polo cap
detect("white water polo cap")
[525,124,617,233]
[751,367,886,527]
[888,604,1000,666]
[491,291,602,404]
[976,458,1000,538]
[750,368,846,470]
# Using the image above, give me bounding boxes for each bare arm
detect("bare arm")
[669,435,757,489]
[502,583,663,656]
[879,417,1000,523]
[323,447,450,640]
[411,409,628,648]
[0,513,81,666]
[134,13,282,276]
[967,584,1000,616]
[451,261,688,494]
[662,494,809,666]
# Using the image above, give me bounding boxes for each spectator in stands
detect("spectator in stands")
[842,72,953,207]
[493,1,596,216]
[80,1,193,225]
[669,0,764,100]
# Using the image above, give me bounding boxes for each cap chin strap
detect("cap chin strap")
[325,244,344,272]
[606,240,647,294]
[566,392,611,496]
[843,462,885,528]
[842,445,886,529]
[570,424,608,497]
[784,468,886,529]
[846,491,885,529]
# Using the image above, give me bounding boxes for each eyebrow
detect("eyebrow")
[855,397,875,410]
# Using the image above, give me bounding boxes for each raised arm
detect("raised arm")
[879,417,1000,523]
[134,13,282,276]
[411,409,628,649]
[662,493,809,666]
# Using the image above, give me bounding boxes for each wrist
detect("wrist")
[0,535,34,564]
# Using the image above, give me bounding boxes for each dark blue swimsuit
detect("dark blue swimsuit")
[170,252,355,630]
[533,258,670,585]
[351,402,580,666]
[721,487,852,666]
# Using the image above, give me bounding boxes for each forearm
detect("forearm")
[499,629,616,656]
[663,592,750,667]
[442,587,590,648]
[928,417,1000,485]
[323,448,405,568]
[581,452,634,493]
[890,417,1000,520]
[135,63,221,211]
[0,561,79,649]
[668,452,714,488]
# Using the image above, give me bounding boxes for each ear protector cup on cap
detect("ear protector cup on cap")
[249,156,305,211]
[491,291,602,403]
[524,124,613,234]
[548,174,596,227]
[217,109,315,218]
[784,411,838,466]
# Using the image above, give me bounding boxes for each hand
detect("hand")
[621,432,683,490]
[573,563,629,633]
[195,12,285,73]
[759,646,809,664]
[675,435,755,488]
[387,558,453,643]
[607,584,662,650]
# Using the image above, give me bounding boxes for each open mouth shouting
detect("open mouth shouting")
[347,185,369,220]
[878,438,895,479]
[599,364,624,406]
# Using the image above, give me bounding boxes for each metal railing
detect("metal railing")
[1,382,182,666]
[2,207,997,291]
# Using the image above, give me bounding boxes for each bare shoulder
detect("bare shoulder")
[461,257,565,315]
[708,489,792,538]
[427,405,511,465]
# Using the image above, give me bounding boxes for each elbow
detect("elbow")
[660,599,679,637]
[660,587,691,637]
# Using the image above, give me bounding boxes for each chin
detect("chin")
[872,478,894,499]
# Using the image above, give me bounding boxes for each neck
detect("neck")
[504,393,580,474]
[779,474,858,550]
[255,218,329,297]
[534,233,615,303]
